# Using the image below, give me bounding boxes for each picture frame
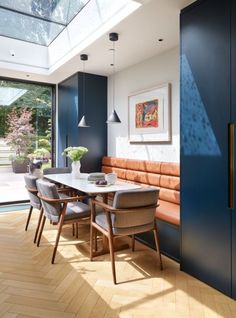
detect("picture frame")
[128,83,171,143]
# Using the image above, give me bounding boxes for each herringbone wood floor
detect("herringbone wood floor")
[0,209,235,318]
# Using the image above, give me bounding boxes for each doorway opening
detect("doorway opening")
[0,79,54,204]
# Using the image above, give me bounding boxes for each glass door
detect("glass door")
[0,79,54,204]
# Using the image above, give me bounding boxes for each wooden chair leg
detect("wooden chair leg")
[94,229,98,252]
[108,233,117,284]
[131,234,135,252]
[90,223,94,261]
[34,208,43,243]
[25,205,33,231]
[37,216,46,247]
[153,224,163,270]
[51,220,64,264]
[76,223,78,238]
[72,223,75,236]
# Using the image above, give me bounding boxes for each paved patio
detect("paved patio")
[0,166,28,204]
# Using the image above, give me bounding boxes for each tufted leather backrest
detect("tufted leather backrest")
[102,156,180,204]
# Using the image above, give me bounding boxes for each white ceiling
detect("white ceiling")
[0,0,195,84]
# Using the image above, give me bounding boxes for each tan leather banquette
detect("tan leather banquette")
[102,156,180,226]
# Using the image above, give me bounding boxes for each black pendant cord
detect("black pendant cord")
[106,32,121,124]
[83,59,85,115]
[112,41,115,112]
[78,54,89,127]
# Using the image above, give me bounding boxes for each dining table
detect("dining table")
[44,172,142,256]
[44,172,141,196]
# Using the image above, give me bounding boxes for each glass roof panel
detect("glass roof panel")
[0,0,90,46]
[0,7,64,46]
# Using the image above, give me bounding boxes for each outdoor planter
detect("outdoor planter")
[12,158,30,173]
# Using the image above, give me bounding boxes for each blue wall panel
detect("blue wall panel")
[231,0,236,300]
[137,221,180,262]
[58,75,78,167]
[78,73,107,173]
[181,0,232,296]
[57,72,107,171]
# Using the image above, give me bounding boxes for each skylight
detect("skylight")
[0,0,142,77]
[0,0,90,46]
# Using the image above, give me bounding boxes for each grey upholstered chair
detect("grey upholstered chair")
[24,174,43,243]
[36,179,91,264]
[43,167,71,175]
[90,188,163,284]
[43,166,83,237]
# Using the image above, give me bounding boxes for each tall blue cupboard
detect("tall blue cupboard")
[181,0,236,298]
[57,72,107,172]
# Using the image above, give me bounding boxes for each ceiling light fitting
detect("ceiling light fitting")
[106,32,121,124]
[78,54,90,128]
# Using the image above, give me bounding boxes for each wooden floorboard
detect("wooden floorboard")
[0,210,235,318]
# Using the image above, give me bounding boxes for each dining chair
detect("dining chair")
[43,167,71,175]
[36,179,91,264]
[90,188,163,284]
[43,166,83,237]
[24,174,43,243]
[24,173,74,243]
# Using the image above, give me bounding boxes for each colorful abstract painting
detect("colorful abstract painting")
[135,99,158,128]
[128,84,171,142]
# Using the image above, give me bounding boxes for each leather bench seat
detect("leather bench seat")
[156,200,180,226]
[102,156,180,226]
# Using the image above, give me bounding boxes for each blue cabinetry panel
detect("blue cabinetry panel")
[137,221,180,262]
[78,73,107,172]
[57,72,107,171]
[58,75,79,167]
[181,0,232,296]
[231,0,236,299]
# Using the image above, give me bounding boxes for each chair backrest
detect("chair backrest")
[112,188,159,229]
[43,167,71,175]
[24,174,41,207]
[36,179,61,223]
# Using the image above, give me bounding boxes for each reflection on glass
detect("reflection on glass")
[0,0,90,45]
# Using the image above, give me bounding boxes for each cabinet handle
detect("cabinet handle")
[229,123,234,209]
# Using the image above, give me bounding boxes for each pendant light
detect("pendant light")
[78,54,90,127]
[106,32,121,124]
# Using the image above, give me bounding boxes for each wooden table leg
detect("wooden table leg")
[92,236,130,257]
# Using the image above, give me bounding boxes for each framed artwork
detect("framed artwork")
[128,83,171,143]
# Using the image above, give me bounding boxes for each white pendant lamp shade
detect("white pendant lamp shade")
[78,115,90,127]
[107,32,121,124]
[106,109,121,123]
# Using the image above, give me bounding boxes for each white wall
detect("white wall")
[0,36,48,74]
[107,46,180,162]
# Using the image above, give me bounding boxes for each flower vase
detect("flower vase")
[71,161,81,179]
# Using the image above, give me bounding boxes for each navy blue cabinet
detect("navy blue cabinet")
[232,0,236,300]
[58,72,107,172]
[181,0,236,298]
